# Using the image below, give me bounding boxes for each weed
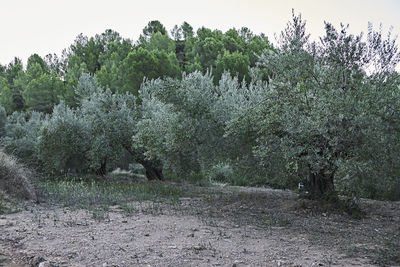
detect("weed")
[300,193,365,219]
[91,207,110,221]
[263,215,291,227]
[140,202,163,215]
[230,176,250,186]
[120,203,138,215]
[0,191,20,214]
[0,199,5,214]
[39,176,184,217]
[374,233,400,266]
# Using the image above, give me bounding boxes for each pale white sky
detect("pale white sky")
[1,0,399,65]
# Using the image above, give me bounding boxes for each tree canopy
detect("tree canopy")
[1,15,399,201]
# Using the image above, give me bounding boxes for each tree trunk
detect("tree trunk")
[95,158,107,176]
[306,169,335,197]
[141,161,164,181]
[123,144,164,181]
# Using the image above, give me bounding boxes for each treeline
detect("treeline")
[0,20,272,114]
[1,14,400,200]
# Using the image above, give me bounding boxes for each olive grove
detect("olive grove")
[1,14,399,200]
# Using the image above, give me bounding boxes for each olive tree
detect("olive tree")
[136,72,228,180]
[136,70,295,185]
[76,74,164,179]
[227,11,400,198]
[2,111,45,167]
[38,102,89,174]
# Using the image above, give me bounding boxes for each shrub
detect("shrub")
[209,163,233,183]
[0,106,6,137]
[0,149,37,200]
[2,111,45,167]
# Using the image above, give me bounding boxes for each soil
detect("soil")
[0,185,399,267]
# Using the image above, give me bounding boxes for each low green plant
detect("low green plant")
[263,216,291,227]
[91,206,110,221]
[376,237,400,266]
[230,175,250,186]
[300,193,365,219]
[0,199,5,214]
[120,203,138,215]
[209,163,233,183]
[39,176,183,210]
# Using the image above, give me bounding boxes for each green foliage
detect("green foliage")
[145,32,176,53]
[215,50,250,82]
[184,28,225,74]
[2,111,45,167]
[38,102,89,174]
[118,47,180,95]
[39,176,183,209]
[1,17,399,202]
[208,162,233,183]
[27,53,49,74]
[95,38,133,92]
[78,74,138,174]
[0,77,14,114]
[4,57,23,85]
[227,11,400,198]
[0,197,5,214]
[3,58,25,112]
[140,20,168,44]
[21,61,62,113]
[136,72,224,179]
[0,106,6,137]
[60,55,88,107]
[184,26,272,83]
[66,33,108,75]
[61,29,125,106]
[39,74,139,175]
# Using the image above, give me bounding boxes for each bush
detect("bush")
[2,111,45,167]
[209,163,233,183]
[129,163,145,175]
[0,149,37,200]
[0,106,6,138]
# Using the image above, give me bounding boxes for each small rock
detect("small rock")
[38,261,51,267]
[29,256,46,266]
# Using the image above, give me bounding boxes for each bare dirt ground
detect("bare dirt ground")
[0,185,399,267]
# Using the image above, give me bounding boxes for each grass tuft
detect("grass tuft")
[39,176,183,210]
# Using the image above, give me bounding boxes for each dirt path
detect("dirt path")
[0,186,399,266]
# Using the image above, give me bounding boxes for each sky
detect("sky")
[1,0,400,65]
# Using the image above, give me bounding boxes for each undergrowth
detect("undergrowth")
[0,198,5,214]
[299,192,365,219]
[39,175,184,212]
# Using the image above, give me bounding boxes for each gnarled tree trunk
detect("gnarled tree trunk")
[305,168,335,197]
[140,160,164,181]
[123,144,164,181]
[95,158,107,176]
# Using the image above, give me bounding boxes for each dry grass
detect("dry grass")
[0,149,37,201]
